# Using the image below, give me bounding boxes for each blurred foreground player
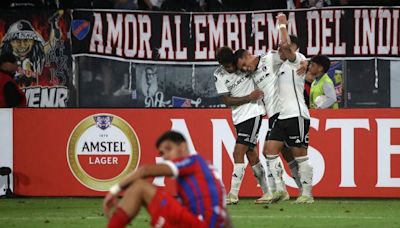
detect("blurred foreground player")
[214,46,270,205]
[104,131,231,228]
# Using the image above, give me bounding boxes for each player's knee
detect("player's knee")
[233,144,248,156]
[262,147,268,157]
[246,151,259,166]
[266,140,283,155]
[265,141,276,155]
[262,143,268,156]
[291,147,307,157]
[281,148,294,162]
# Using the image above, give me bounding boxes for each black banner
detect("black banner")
[72,7,400,63]
[76,57,226,108]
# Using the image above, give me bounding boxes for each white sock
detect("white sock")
[266,155,286,192]
[288,160,302,190]
[230,163,246,196]
[252,162,270,195]
[296,156,313,197]
[266,172,276,193]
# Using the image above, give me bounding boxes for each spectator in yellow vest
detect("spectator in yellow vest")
[308,55,338,109]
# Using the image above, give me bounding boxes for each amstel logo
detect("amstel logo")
[67,113,140,191]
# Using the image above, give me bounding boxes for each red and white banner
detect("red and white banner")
[12,108,400,197]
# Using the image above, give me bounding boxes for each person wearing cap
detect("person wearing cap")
[0,52,26,108]
[308,55,338,109]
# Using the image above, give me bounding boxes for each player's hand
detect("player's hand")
[276,13,287,26]
[249,89,264,101]
[297,60,309,75]
[103,192,119,219]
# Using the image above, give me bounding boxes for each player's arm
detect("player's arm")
[214,72,263,106]
[103,164,175,217]
[220,89,263,106]
[112,156,197,193]
[277,13,296,62]
[276,13,308,75]
[280,39,296,63]
[117,164,174,191]
[316,82,337,109]
[297,60,309,75]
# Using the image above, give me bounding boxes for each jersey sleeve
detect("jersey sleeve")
[270,51,283,64]
[214,72,230,96]
[268,51,283,71]
[162,156,197,178]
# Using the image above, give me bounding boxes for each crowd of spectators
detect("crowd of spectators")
[0,0,398,11]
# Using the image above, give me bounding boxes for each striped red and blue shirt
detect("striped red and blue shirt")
[164,154,226,228]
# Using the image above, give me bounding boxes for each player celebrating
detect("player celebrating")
[266,13,314,204]
[235,48,305,203]
[103,131,231,228]
[214,46,270,205]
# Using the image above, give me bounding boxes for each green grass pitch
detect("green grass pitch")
[1,198,399,227]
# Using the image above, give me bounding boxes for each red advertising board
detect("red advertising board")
[13,109,400,197]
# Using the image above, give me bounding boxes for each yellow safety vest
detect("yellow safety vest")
[310,74,339,109]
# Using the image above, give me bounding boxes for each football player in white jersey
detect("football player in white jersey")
[235,48,306,203]
[266,13,314,204]
[214,46,270,205]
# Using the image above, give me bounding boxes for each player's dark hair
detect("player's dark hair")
[233,49,247,63]
[156,131,186,148]
[216,46,234,65]
[289,35,299,49]
[311,55,331,73]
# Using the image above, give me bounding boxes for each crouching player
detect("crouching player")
[104,131,231,228]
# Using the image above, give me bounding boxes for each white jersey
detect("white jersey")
[251,51,283,117]
[277,52,310,120]
[214,66,266,125]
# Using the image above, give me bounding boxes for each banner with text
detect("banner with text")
[0,10,72,107]
[13,108,400,197]
[72,7,400,62]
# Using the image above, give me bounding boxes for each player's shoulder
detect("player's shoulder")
[260,50,277,58]
[258,51,272,65]
[266,50,279,57]
[214,66,226,78]
[283,52,306,66]
[296,52,307,61]
[266,50,282,61]
[262,50,281,66]
[269,50,279,54]
[213,66,227,83]
[173,155,197,167]
[259,53,268,63]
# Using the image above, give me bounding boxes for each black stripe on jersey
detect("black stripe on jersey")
[255,56,261,70]
[292,70,302,118]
